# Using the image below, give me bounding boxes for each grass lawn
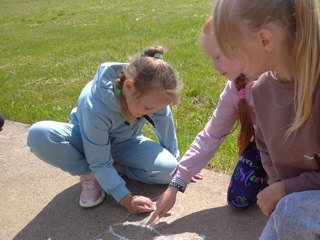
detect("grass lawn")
[0,0,240,173]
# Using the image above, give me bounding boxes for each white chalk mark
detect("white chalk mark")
[92,195,206,240]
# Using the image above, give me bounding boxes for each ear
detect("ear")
[257,29,274,52]
[122,79,134,91]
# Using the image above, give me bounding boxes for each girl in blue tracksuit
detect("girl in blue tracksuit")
[27,46,181,214]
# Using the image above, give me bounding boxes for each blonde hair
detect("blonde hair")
[213,0,320,135]
[116,46,182,123]
[202,16,254,155]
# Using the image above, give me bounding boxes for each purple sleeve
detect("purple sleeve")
[172,80,239,183]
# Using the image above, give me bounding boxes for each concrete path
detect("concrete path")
[0,121,267,240]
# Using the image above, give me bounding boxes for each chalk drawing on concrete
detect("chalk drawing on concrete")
[93,197,206,240]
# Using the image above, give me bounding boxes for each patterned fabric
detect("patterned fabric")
[227,144,267,209]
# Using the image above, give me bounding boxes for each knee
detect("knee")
[157,164,178,184]
[148,154,178,184]
[148,171,173,184]
[27,121,57,154]
[227,194,253,210]
[227,181,257,210]
[28,122,46,149]
[162,155,178,173]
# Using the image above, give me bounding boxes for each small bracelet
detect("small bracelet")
[169,177,187,193]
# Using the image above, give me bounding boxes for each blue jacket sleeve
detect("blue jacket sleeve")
[77,106,130,202]
[151,106,179,158]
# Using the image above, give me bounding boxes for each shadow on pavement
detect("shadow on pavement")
[13,180,266,240]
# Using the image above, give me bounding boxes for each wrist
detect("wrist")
[119,193,133,209]
[169,176,187,193]
[168,185,179,194]
[276,181,286,199]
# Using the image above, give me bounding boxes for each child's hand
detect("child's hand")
[146,186,178,225]
[191,171,204,183]
[257,181,285,216]
[120,194,154,214]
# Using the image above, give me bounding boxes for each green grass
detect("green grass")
[0,0,238,174]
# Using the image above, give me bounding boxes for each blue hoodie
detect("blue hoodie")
[69,62,179,202]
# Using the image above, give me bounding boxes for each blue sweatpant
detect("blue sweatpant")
[227,144,267,209]
[260,190,320,240]
[27,121,178,185]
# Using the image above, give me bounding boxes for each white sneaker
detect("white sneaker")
[79,173,105,208]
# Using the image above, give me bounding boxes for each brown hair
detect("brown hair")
[116,46,182,124]
[234,74,255,155]
[213,0,320,136]
[202,16,254,155]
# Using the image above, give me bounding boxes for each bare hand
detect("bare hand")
[191,171,204,183]
[120,194,153,214]
[257,181,285,216]
[146,186,178,225]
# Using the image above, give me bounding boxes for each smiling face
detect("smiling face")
[201,32,244,81]
[122,79,172,118]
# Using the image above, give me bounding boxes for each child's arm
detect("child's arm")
[173,80,240,185]
[78,106,131,204]
[147,81,241,224]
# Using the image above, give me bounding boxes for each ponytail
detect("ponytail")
[289,0,320,135]
[235,74,254,155]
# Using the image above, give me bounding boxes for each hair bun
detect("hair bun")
[142,45,164,57]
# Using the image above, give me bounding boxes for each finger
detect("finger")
[146,209,161,225]
[191,177,201,182]
[159,212,172,218]
[138,205,154,213]
[131,203,154,214]
[196,174,204,179]
[142,199,153,209]
[191,177,199,182]
[190,173,204,182]
[135,197,153,207]
[144,197,153,205]
[194,172,204,179]
[136,199,154,212]
[136,195,152,202]
[136,201,153,211]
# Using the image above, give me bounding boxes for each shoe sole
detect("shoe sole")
[79,191,106,208]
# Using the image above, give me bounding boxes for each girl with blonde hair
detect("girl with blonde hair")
[213,0,320,238]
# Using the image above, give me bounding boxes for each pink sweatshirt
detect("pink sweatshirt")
[172,80,255,184]
[252,72,320,194]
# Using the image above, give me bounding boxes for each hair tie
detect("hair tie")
[154,53,163,60]
[115,89,121,95]
[238,88,246,99]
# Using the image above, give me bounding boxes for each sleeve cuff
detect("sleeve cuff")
[169,176,187,193]
[109,183,131,202]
